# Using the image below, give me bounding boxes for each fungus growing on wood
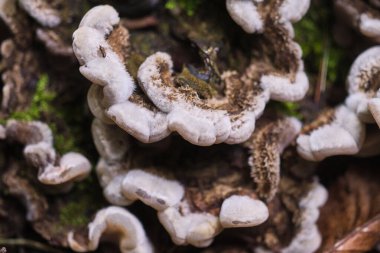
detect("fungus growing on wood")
[90,115,308,247]
[191,160,327,253]
[219,195,269,228]
[334,0,380,41]
[0,0,89,57]
[68,206,153,253]
[281,182,328,253]
[297,106,365,161]
[226,0,310,102]
[226,0,310,34]
[137,52,267,145]
[4,120,91,186]
[246,116,302,200]
[73,5,309,146]
[92,120,269,246]
[18,0,61,28]
[345,46,380,125]
[296,46,380,161]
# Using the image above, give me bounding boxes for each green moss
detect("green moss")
[271,101,303,119]
[165,0,201,16]
[59,202,90,227]
[9,74,54,121]
[3,74,80,154]
[58,176,104,228]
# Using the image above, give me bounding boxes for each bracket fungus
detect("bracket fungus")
[3,120,91,186]
[68,206,153,253]
[334,0,380,42]
[17,0,61,28]
[207,163,328,253]
[0,0,90,57]
[281,182,328,253]
[226,0,310,34]
[73,4,309,146]
[90,114,306,248]
[297,106,365,161]
[136,52,267,145]
[345,46,380,125]
[246,116,302,200]
[297,45,380,161]
[92,118,274,247]
[70,4,317,248]
[254,179,327,253]
[226,0,310,102]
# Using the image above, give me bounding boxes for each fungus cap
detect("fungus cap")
[297,106,365,161]
[68,206,153,253]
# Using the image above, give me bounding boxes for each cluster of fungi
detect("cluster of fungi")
[0,1,379,253]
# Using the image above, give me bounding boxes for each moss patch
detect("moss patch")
[270,101,303,119]
[8,74,54,121]
[58,176,104,228]
[165,0,201,16]
[3,74,83,154]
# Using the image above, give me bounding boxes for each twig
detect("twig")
[0,238,67,253]
[315,38,329,103]
[121,16,158,30]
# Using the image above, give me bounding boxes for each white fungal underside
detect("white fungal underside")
[68,206,153,253]
[91,118,270,247]
[297,106,365,161]
[346,46,380,125]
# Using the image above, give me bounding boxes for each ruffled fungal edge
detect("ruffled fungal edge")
[226,0,311,34]
[74,5,271,146]
[297,106,365,161]
[345,46,380,125]
[136,52,269,146]
[67,206,153,253]
[227,0,310,102]
[281,181,328,253]
[247,116,302,200]
[73,5,172,144]
[92,119,269,247]
[255,180,328,253]
[18,0,61,27]
[335,0,380,41]
[4,120,91,186]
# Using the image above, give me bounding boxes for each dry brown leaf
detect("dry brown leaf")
[329,214,380,252]
[318,165,380,253]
